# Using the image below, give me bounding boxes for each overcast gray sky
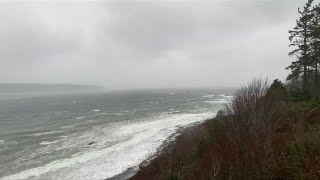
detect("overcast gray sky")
[0,0,314,90]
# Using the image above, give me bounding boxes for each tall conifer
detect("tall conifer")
[287,0,315,90]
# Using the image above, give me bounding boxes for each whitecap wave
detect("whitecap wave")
[76,116,86,119]
[205,100,228,104]
[202,95,216,98]
[219,95,234,99]
[169,111,181,114]
[2,112,216,180]
[40,140,59,146]
[28,130,63,137]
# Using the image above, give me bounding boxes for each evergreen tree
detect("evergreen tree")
[310,4,320,89]
[287,0,315,90]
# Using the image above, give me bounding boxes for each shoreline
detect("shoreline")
[107,120,211,180]
[129,117,211,180]
[107,168,138,180]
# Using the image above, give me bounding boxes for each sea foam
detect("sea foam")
[2,112,215,180]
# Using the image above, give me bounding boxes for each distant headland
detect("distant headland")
[0,83,104,93]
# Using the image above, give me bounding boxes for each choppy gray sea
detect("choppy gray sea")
[0,89,234,180]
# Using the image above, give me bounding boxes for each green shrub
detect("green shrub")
[290,89,312,102]
[167,172,179,180]
[268,79,289,101]
[308,122,320,132]
[282,140,320,179]
[304,99,320,111]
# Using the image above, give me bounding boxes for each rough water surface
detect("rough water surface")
[0,89,234,180]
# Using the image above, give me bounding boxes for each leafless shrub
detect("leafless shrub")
[220,78,282,179]
[131,78,307,180]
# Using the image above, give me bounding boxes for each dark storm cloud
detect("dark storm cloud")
[0,0,314,89]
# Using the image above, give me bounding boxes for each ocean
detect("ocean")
[0,89,234,180]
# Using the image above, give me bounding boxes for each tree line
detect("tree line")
[287,0,320,93]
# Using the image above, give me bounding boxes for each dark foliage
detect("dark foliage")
[130,78,320,180]
[287,0,320,91]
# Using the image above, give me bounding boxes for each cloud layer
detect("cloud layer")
[0,0,312,89]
